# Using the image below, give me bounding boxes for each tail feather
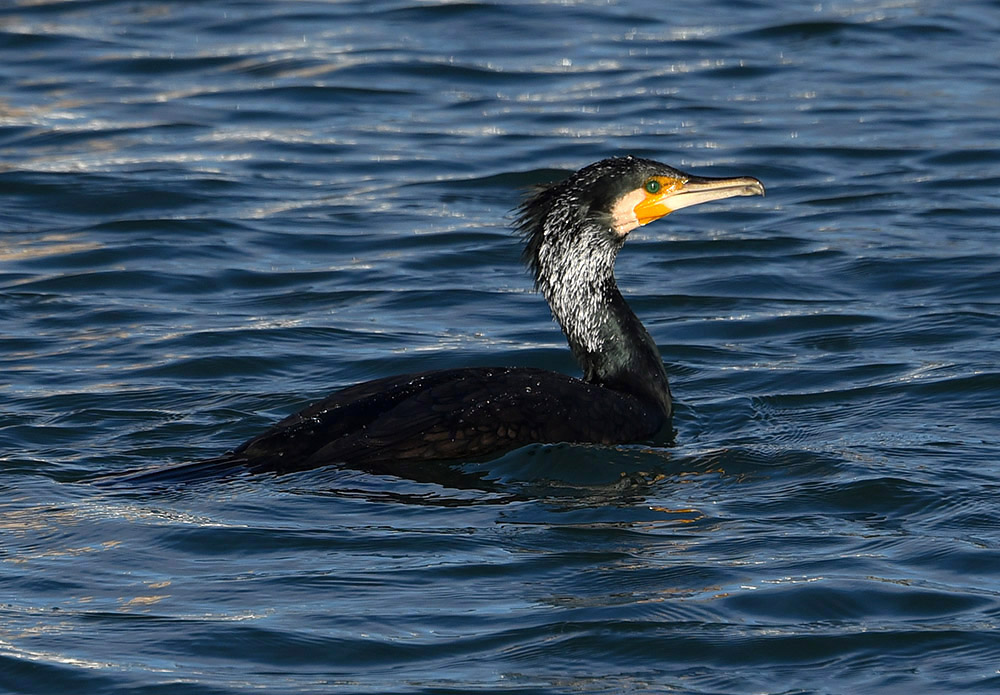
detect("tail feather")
[91,454,250,487]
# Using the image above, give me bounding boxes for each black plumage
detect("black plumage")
[101,156,763,484]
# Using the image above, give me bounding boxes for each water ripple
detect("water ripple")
[3,0,1000,693]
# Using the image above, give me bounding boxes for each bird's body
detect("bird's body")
[103,156,763,484]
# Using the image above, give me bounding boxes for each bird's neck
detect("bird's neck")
[538,244,673,420]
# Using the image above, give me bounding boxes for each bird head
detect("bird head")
[518,155,765,287]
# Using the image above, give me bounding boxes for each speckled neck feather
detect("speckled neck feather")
[517,156,673,418]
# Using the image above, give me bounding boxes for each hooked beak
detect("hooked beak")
[633,174,765,226]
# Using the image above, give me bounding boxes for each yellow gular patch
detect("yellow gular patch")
[633,176,686,227]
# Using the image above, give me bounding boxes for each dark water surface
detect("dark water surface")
[3,1,1000,692]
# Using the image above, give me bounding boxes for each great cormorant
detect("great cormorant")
[102,156,763,483]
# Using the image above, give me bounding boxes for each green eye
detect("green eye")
[644,179,661,194]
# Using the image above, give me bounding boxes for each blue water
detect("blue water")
[3,0,1000,692]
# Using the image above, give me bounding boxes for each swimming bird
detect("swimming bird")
[104,156,763,483]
